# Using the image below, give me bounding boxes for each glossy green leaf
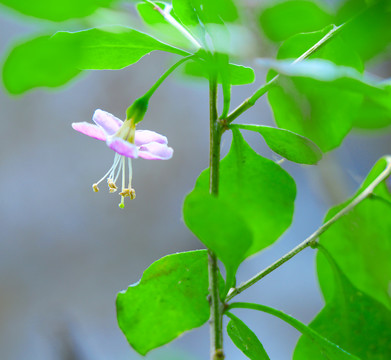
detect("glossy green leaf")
[229,303,358,360]
[226,313,270,360]
[184,129,296,259]
[337,0,391,62]
[183,60,255,85]
[294,248,391,359]
[0,0,117,21]
[117,250,210,355]
[317,157,391,310]
[183,194,252,291]
[2,35,80,94]
[52,26,188,70]
[259,0,332,42]
[267,26,364,151]
[231,124,322,165]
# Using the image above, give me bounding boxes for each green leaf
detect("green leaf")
[184,129,296,259]
[267,26,364,151]
[0,0,117,21]
[226,313,270,360]
[354,82,391,129]
[116,250,210,355]
[52,26,189,70]
[317,157,391,310]
[183,193,252,291]
[294,248,391,359]
[259,0,333,42]
[229,303,358,360]
[183,60,255,85]
[2,35,80,94]
[136,2,193,48]
[337,0,391,62]
[231,124,322,165]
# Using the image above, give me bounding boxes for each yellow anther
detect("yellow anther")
[119,188,136,200]
[92,183,99,192]
[107,179,117,193]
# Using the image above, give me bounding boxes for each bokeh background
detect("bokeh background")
[1,1,390,359]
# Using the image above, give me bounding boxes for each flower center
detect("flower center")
[114,119,136,143]
[92,153,136,208]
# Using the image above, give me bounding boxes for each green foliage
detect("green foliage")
[294,248,391,359]
[2,35,80,94]
[230,124,322,165]
[317,157,391,310]
[184,129,296,261]
[229,303,358,360]
[259,0,332,42]
[53,27,188,70]
[226,313,270,360]
[0,0,117,21]
[183,60,255,85]
[183,194,252,291]
[267,26,364,151]
[116,250,210,355]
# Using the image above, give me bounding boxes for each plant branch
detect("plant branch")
[226,156,391,301]
[225,23,344,125]
[208,73,224,359]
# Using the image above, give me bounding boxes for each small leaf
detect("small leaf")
[259,0,333,42]
[52,26,189,70]
[267,26,364,151]
[183,60,255,85]
[0,0,117,22]
[2,35,80,94]
[226,313,270,360]
[294,248,391,359]
[318,157,391,310]
[229,302,358,360]
[184,129,296,258]
[232,124,322,165]
[117,250,210,355]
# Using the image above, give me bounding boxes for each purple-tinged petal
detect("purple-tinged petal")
[93,109,123,135]
[138,142,173,160]
[107,137,139,158]
[134,130,168,146]
[72,122,107,141]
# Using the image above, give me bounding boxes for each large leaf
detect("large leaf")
[0,0,117,21]
[117,250,210,355]
[267,26,364,151]
[52,26,189,70]
[294,248,391,359]
[229,303,358,360]
[317,157,391,310]
[183,194,252,291]
[259,0,332,42]
[184,129,296,258]
[2,35,80,94]
[226,313,270,360]
[337,0,391,62]
[231,124,322,165]
[183,60,255,85]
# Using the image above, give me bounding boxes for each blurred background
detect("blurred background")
[0,0,390,359]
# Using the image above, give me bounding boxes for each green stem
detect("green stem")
[226,156,391,301]
[142,55,195,100]
[208,73,224,360]
[225,23,344,125]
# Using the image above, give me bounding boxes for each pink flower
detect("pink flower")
[72,109,173,208]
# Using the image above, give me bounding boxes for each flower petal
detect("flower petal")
[107,137,139,158]
[138,142,174,160]
[72,122,107,141]
[93,109,123,135]
[134,130,168,146]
